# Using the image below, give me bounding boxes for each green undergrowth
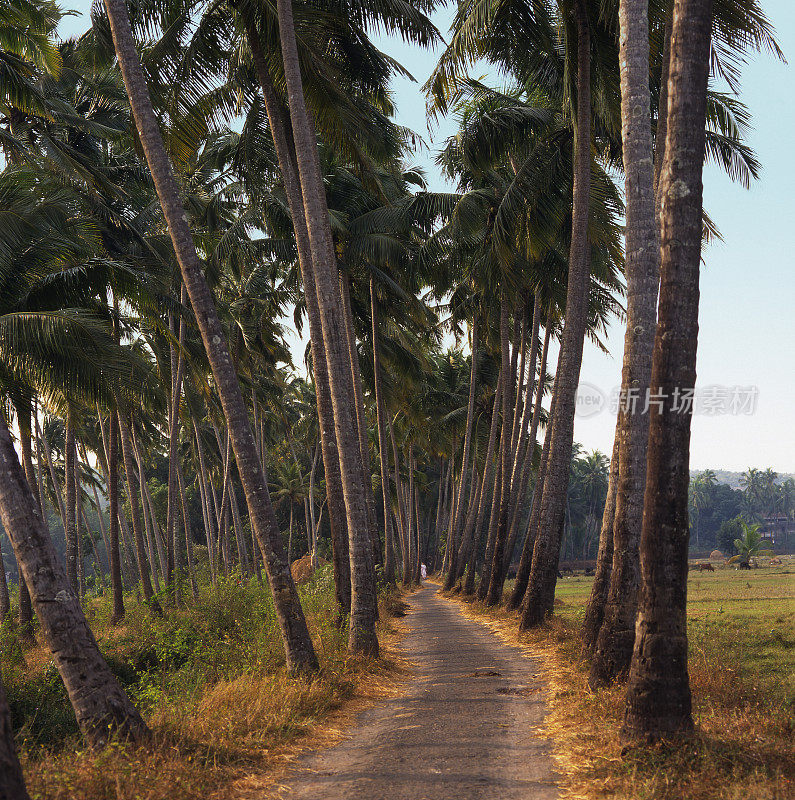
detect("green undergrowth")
[2,567,402,800]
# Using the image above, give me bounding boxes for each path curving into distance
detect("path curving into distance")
[279,583,559,800]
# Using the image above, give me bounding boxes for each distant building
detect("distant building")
[759,513,794,549]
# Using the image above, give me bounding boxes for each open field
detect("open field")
[454,564,795,800]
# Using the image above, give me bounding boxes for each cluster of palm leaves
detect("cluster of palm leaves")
[0,0,783,790]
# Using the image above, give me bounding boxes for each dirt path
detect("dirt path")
[278,584,559,799]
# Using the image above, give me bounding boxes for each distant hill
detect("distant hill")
[689,469,795,490]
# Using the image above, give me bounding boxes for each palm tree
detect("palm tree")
[272,459,310,563]
[622,0,714,740]
[101,0,318,673]
[274,0,379,656]
[586,0,659,687]
[732,521,773,565]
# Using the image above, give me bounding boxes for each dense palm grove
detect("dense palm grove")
[0,0,782,794]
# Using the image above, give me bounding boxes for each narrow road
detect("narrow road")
[280,584,559,799]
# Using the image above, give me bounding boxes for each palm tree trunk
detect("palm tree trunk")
[64,409,78,593]
[444,314,479,590]
[487,292,515,604]
[192,419,217,584]
[0,414,148,744]
[371,278,396,582]
[165,298,186,597]
[520,0,592,628]
[176,460,199,601]
[107,412,125,622]
[460,375,502,587]
[118,414,160,612]
[0,668,30,800]
[103,0,317,672]
[131,427,167,586]
[246,21,351,617]
[498,303,546,586]
[340,273,382,568]
[589,0,659,687]
[623,0,712,739]
[507,368,559,611]
[275,0,378,655]
[14,400,40,643]
[0,545,10,618]
[288,504,294,564]
[508,300,529,459]
[36,416,66,527]
[581,435,619,652]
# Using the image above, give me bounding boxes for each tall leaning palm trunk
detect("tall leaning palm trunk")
[246,26,351,616]
[623,0,712,739]
[0,414,149,745]
[103,0,317,673]
[276,0,378,655]
[588,0,659,687]
[520,0,592,628]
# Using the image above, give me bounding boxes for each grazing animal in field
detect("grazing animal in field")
[698,563,715,572]
[738,561,751,570]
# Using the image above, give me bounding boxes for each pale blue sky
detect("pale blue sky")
[59,2,794,472]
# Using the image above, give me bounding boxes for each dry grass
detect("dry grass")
[8,573,409,800]
[438,566,794,800]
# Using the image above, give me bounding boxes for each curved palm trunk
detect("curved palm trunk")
[275,0,378,654]
[589,0,659,686]
[371,278,396,582]
[444,314,479,590]
[103,0,317,672]
[0,414,148,744]
[520,1,592,628]
[623,0,712,739]
[0,669,30,800]
[246,25,351,616]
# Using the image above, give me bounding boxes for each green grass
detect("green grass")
[552,565,795,706]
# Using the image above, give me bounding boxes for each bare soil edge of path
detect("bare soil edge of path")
[229,610,413,800]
